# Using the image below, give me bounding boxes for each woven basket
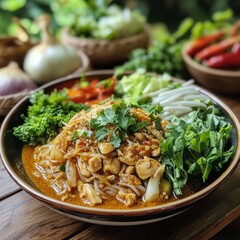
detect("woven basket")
[61,27,150,68]
[0,90,32,116]
[0,36,33,68]
[0,49,91,117]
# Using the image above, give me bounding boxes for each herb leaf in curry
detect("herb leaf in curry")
[90,102,149,148]
[13,90,89,146]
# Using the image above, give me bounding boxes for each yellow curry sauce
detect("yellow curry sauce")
[22,144,188,209]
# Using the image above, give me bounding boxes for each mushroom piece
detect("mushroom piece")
[116,189,137,207]
[103,158,120,174]
[80,183,102,206]
[135,156,161,180]
[98,142,115,154]
[88,156,102,172]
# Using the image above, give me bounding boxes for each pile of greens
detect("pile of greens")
[116,69,176,100]
[54,0,145,40]
[13,90,89,146]
[161,106,234,195]
[117,9,235,78]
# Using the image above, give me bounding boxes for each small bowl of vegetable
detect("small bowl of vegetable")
[182,21,240,94]
[1,70,240,226]
[59,2,149,68]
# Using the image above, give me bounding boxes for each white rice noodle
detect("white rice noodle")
[80,152,108,160]
[76,162,88,183]
[94,180,106,196]
[119,183,141,196]
[183,94,209,100]
[136,185,146,194]
[163,101,207,108]
[103,186,118,196]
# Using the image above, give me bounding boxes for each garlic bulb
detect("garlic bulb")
[0,62,37,96]
[24,15,82,84]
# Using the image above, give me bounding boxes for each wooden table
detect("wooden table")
[1,93,240,240]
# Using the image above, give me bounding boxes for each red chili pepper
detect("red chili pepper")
[231,20,240,36]
[204,51,240,69]
[68,77,117,104]
[195,36,240,61]
[186,31,224,57]
[231,42,240,53]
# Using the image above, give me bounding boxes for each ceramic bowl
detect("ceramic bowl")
[1,70,240,226]
[182,48,240,94]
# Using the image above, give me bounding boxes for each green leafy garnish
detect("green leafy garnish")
[72,129,93,141]
[59,163,66,172]
[161,106,234,195]
[13,90,89,146]
[90,101,149,148]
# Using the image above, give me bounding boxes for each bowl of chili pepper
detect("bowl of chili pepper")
[182,22,240,94]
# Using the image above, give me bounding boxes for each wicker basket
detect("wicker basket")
[0,90,32,116]
[0,49,91,117]
[0,36,33,68]
[61,27,150,68]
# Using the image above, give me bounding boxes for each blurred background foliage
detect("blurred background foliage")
[0,0,239,39]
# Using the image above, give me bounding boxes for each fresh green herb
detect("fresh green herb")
[59,163,66,172]
[97,78,113,89]
[90,101,149,148]
[71,129,93,141]
[116,9,234,78]
[79,73,89,88]
[54,0,145,40]
[161,106,234,195]
[71,130,79,141]
[13,90,89,146]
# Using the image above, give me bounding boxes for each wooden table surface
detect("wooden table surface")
[1,92,240,240]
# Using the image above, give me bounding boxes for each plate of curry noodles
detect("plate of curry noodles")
[1,70,239,225]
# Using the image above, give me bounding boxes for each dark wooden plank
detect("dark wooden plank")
[0,191,89,240]
[219,95,240,119]
[212,216,240,240]
[0,160,20,200]
[68,165,240,240]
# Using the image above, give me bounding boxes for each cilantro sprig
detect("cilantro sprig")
[90,102,149,148]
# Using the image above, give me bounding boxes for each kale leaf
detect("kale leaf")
[13,90,89,146]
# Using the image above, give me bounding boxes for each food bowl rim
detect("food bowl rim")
[182,46,240,78]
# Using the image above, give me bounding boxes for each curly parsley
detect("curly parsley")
[13,90,89,146]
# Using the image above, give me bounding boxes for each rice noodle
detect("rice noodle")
[148,80,210,120]
[94,180,106,196]
[33,101,166,207]
[119,183,141,196]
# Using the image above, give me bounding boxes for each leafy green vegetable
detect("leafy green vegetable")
[90,101,149,148]
[116,70,175,101]
[72,129,93,141]
[161,106,234,195]
[13,90,89,146]
[54,0,145,40]
[116,40,187,78]
[59,163,66,172]
[116,9,235,78]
